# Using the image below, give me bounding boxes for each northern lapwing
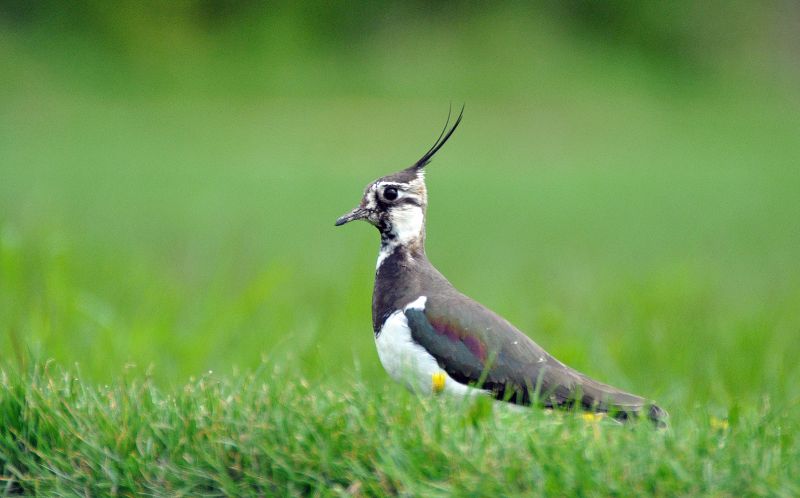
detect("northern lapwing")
[335,108,667,425]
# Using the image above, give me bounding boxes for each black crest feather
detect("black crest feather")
[412,104,464,170]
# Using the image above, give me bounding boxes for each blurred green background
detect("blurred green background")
[1,2,799,410]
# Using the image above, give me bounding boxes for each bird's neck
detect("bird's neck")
[377,232,425,270]
[376,207,426,270]
[372,233,428,334]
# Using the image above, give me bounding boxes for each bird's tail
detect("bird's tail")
[574,373,667,426]
[538,360,668,427]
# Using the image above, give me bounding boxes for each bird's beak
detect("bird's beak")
[335,206,369,226]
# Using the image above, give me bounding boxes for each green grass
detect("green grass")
[1,11,800,495]
[1,362,797,496]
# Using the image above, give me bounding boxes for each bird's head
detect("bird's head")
[335,107,463,247]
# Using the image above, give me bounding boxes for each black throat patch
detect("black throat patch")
[372,245,425,335]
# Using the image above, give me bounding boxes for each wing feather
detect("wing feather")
[405,294,665,424]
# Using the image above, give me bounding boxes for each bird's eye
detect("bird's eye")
[383,187,398,201]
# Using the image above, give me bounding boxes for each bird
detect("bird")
[335,108,667,425]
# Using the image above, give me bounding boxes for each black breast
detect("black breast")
[372,247,432,334]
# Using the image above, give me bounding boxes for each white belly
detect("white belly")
[375,296,475,397]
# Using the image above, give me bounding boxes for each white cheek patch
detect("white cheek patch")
[375,203,424,270]
[373,180,426,270]
[390,204,424,244]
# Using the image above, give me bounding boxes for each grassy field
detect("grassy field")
[1,362,797,496]
[2,8,800,495]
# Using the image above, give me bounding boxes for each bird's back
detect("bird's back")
[391,255,666,424]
